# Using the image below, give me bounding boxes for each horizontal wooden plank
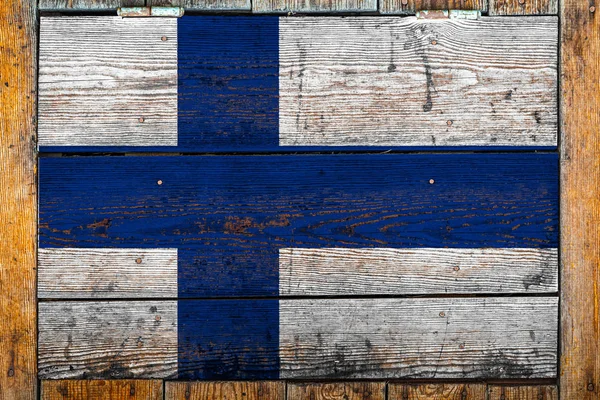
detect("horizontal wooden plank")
[489,0,557,15]
[38,301,178,379]
[279,17,557,148]
[279,248,558,295]
[287,382,385,400]
[40,16,557,153]
[38,248,178,299]
[39,154,558,298]
[380,0,487,14]
[278,297,558,379]
[38,17,177,147]
[146,0,251,10]
[488,385,558,399]
[165,381,285,400]
[39,298,557,379]
[387,383,487,399]
[41,380,164,400]
[39,0,144,10]
[252,0,376,12]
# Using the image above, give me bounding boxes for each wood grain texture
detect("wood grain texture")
[287,382,385,400]
[39,0,144,10]
[489,0,557,15]
[38,301,178,379]
[279,297,558,379]
[380,0,487,15]
[279,17,557,148]
[560,0,600,397]
[388,383,487,399]
[165,381,284,400]
[38,248,178,299]
[0,0,37,398]
[488,385,558,400]
[279,248,558,295]
[41,380,163,400]
[38,17,177,147]
[253,0,376,13]
[147,0,250,10]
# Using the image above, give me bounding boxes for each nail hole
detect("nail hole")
[439,311,445,317]
[429,179,435,184]
[135,258,142,264]
[157,180,163,186]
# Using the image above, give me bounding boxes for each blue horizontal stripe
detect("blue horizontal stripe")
[39,153,558,298]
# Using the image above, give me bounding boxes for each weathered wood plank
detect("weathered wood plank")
[39,154,558,298]
[165,381,285,400]
[38,248,178,299]
[38,17,177,147]
[146,0,250,10]
[489,0,557,15]
[38,301,178,379]
[388,383,487,399]
[252,0,376,12]
[488,385,558,400]
[380,0,487,15]
[279,248,558,295]
[41,380,164,400]
[38,297,557,379]
[0,0,37,398]
[279,297,558,379]
[287,382,385,400]
[39,0,144,11]
[279,17,557,148]
[560,0,600,396]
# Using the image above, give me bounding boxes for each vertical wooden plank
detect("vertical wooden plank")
[388,383,487,399]
[41,380,164,400]
[39,0,144,10]
[287,383,385,400]
[380,0,487,14]
[165,381,285,400]
[489,0,557,15]
[0,0,37,399]
[561,0,600,396]
[488,385,558,400]
[146,0,251,10]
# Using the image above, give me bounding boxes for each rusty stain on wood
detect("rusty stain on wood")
[0,0,37,398]
[560,0,600,394]
[165,381,284,400]
[288,382,385,400]
[41,380,163,400]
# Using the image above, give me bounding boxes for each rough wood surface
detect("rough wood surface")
[388,383,487,399]
[165,381,285,399]
[380,0,487,14]
[279,297,557,379]
[279,248,558,295]
[39,0,144,10]
[41,380,163,400]
[488,385,558,400]
[287,382,385,400]
[489,0,557,15]
[279,17,557,148]
[38,248,178,299]
[0,0,37,398]
[38,17,177,147]
[147,0,250,10]
[38,301,178,379]
[253,0,376,12]
[560,0,600,397]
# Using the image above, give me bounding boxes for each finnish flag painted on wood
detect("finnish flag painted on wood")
[38,16,558,152]
[37,15,559,381]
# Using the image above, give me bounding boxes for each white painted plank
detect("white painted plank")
[38,301,178,379]
[279,297,558,379]
[38,17,178,147]
[279,248,558,295]
[38,248,178,299]
[279,17,558,147]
